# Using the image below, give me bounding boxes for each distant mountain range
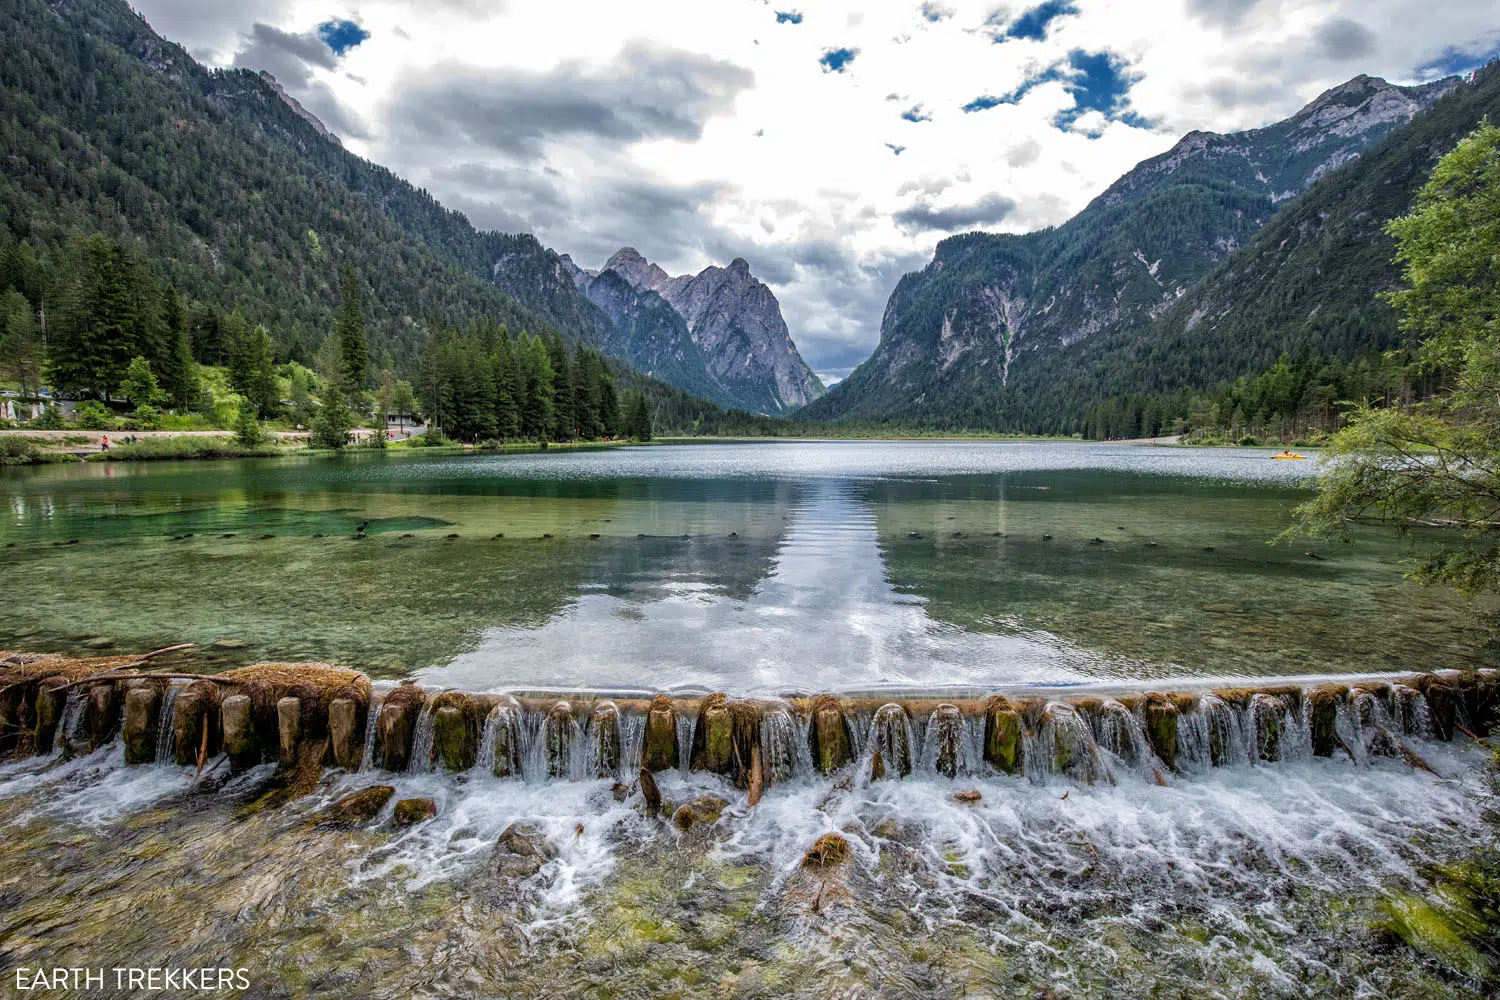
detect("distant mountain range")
[803,71,1493,432]
[0,0,817,418]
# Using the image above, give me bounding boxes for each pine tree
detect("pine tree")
[121,355,164,409]
[156,284,197,410]
[0,290,43,402]
[310,377,355,450]
[247,326,280,418]
[336,266,370,391]
[233,400,266,447]
[626,391,653,441]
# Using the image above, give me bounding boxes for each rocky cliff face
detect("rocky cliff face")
[803,73,1460,427]
[577,248,825,413]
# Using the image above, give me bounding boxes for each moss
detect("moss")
[801,833,849,871]
[642,694,678,772]
[1143,692,1179,771]
[983,696,1023,775]
[1378,891,1489,980]
[392,797,438,826]
[806,695,854,774]
[324,785,395,824]
[1307,684,1348,757]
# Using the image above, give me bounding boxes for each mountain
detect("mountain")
[803,72,1464,431]
[585,248,824,413]
[496,244,824,414]
[0,0,810,426]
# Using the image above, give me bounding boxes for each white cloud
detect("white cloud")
[133,0,1500,380]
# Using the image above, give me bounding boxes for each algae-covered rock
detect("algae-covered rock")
[869,750,887,782]
[392,797,438,826]
[953,790,981,804]
[33,678,67,755]
[499,822,557,859]
[642,694,678,772]
[86,682,120,751]
[325,785,394,823]
[1250,692,1283,763]
[801,833,850,871]
[869,703,913,778]
[983,695,1022,775]
[375,686,424,772]
[672,795,728,831]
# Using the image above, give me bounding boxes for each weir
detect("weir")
[1,655,1494,798]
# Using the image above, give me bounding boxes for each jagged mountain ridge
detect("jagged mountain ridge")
[597,248,825,413]
[802,73,1462,429]
[519,246,825,414]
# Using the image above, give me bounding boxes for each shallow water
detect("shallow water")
[0,441,1483,689]
[0,728,1488,999]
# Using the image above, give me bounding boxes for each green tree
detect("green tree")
[391,379,417,431]
[246,326,280,418]
[120,355,165,410]
[335,267,370,391]
[156,284,197,410]
[0,289,43,401]
[310,376,355,450]
[234,399,266,447]
[626,390,653,442]
[1297,122,1500,621]
[287,364,316,428]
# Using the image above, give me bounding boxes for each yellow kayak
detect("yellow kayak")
[1271,451,1306,460]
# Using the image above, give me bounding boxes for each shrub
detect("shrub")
[72,400,113,429]
[1236,434,1260,446]
[0,435,41,464]
[87,437,280,461]
[31,406,66,429]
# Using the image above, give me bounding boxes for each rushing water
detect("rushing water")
[0,442,1486,689]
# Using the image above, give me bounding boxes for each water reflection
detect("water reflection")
[429,480,1099,694]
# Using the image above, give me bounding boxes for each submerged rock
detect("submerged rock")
[499,822,558,859]
[869,703,914,778]
[1308,684,1349,758]
[639,767,663,817]
[326,785,394,823]
[954,790,981,804]
[672,795,728,831]
[392,797,438,826]
[929,704,964,779]
[1143,692,1179,771]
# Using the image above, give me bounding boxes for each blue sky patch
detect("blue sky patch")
[1002,1,1079,42]
[960,50,1148,131]
[317,19,369,57]
[775,11,803,25]
[901,104,932,122]
[819,47,858,73]
[1415,39,1500,78]
[886,143,906,155]
[920,2,953,21]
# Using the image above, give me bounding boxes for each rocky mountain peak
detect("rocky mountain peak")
[602,247,670,291]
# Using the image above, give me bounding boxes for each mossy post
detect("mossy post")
[86,682,120,751]
[33,678,67,755]
[1422,682,1458,742]
[807,695,854,774]
[1251,693,1282,763]
[591,701,621,779]
[433,705,469,772]
[277,697,302,769]
[489,696,524,779]
[930,704,963,779]
[983,695,1022,775]
[0,686,22,756]
[545,701,577,779]
[173,680,222,767]
[328,697,361,771]
[642,694,678,772]
[1307,685,1347,757]
[691,693,734,776]
[1143,692,1178,771]
[220,693,258,769]
[871,702,914,777]
[376,687,424,772]
[122,683,161,765]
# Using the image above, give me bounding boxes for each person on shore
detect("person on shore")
[100,434,109,451]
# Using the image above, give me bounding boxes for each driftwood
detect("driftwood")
[0,645,195,696]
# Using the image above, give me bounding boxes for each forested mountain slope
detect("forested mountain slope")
[803,72,1466,431]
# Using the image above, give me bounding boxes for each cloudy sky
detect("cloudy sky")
[133,0,1498,383]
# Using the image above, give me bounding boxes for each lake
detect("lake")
[0,440,1476,690]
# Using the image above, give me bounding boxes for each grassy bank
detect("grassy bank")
[0,436,79,465]
[83,437,284,462]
